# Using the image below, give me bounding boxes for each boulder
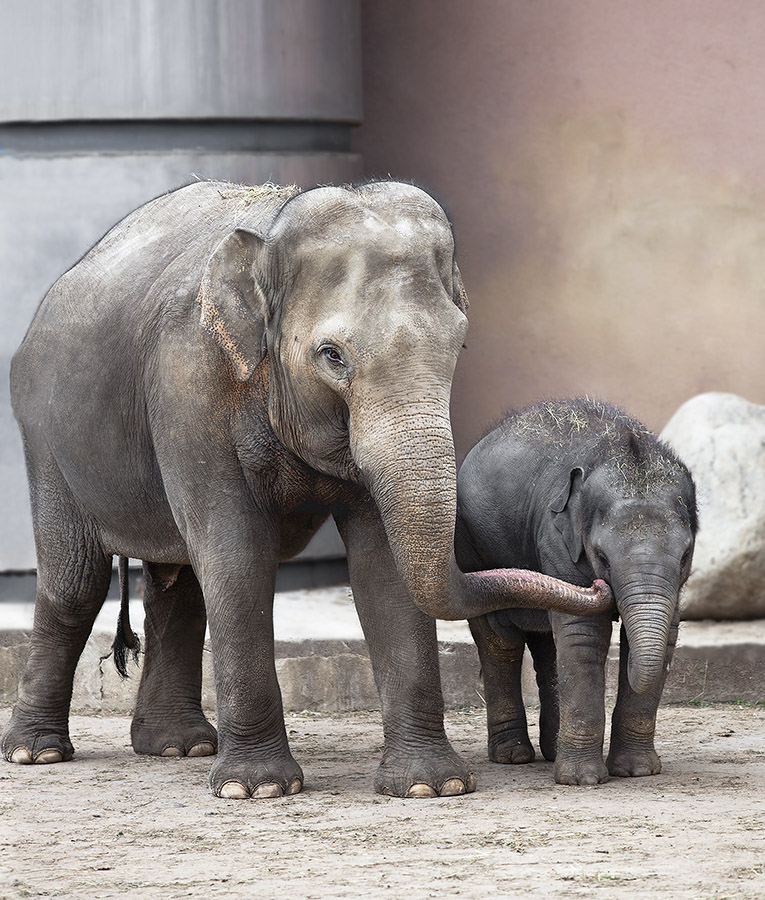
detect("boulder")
[661,392,765,619]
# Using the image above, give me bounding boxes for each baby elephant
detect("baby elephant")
[457,398,697,785]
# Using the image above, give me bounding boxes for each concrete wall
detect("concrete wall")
[356,0,765,460]
[0,1,360,571]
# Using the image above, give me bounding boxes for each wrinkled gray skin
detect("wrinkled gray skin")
[2,181,611,800]
[457,399,697,785]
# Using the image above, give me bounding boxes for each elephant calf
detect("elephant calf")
[457,398,697,785]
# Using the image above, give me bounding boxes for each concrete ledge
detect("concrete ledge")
[2,620,764,715]
[0,633,484,714]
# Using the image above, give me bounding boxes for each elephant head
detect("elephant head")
[198,181,612,621]
[551,446,697,694]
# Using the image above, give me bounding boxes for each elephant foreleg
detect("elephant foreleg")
[183,503,302,800]
[337,500,476,799]
[606,608,679,777]
[551,612,612,785]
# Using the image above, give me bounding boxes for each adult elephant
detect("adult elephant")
[2,180,610,799]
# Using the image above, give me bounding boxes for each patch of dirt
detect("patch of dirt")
[1,704,764,900]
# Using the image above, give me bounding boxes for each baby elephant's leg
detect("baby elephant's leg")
[526,630,559,761]
[552,612,612,785]
[469,615,535,764]
[607,611,678,777]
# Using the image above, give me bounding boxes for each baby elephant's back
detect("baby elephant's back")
[456,422,546,571]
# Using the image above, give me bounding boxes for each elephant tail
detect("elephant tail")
[112,556,141,678]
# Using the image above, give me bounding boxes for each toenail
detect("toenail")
[285,777,303,796]
[187,742,216,758]
[439,778,467,796]
[34,749,64,764]
[252,782,283,799]
[406,783,438,799]
[10,747,34,764]
[161,747,183,758]
[219,781,249,799]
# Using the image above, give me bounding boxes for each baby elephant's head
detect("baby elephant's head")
[552,440,697,694]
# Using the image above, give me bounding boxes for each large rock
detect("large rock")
[661,392,765,619]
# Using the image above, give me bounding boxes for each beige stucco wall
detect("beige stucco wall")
[357,0,765,459]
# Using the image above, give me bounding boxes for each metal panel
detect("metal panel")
[0,0,362,123]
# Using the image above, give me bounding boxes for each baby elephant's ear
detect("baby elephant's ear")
[551,466,585,564]
[198,228,269,381]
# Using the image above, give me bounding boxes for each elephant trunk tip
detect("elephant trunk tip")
[627,655,667,695]
[620,595,677,695]
[459,567,614,618]
[592,579,614,611]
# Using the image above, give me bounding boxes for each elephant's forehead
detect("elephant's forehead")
[279,183,449,224]
[601,499,690,536]
[299,215,451,257]
[281,192,453,252]
[356,208,447,240]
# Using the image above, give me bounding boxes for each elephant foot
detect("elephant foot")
[131,714,218,759]
[607,744,662,778]
[374,743,477,798]
[488,728,535,765]
[209,749,303,800]
[554,749,609,786]
[1,711,74,765]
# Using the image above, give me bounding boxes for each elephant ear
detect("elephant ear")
[198,228,270,381]
[452,259,469,313]
[550,466,585,564]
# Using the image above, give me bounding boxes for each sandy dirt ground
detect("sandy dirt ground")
[1,704,764,900]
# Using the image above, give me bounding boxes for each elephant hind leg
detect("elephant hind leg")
[130,563,217,758]
[469,615,535,765]
[526,630,559,761]
[1,456,112,765]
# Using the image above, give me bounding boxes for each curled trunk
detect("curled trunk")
[353,404,613,621]
[617,587,677,695]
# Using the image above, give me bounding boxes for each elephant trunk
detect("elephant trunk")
[353,402,612,621]
[616,581,678,695]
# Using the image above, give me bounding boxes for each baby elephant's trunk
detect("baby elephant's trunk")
[618,588,677,695]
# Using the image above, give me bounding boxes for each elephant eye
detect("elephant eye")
[680,548,692,569]
[595,550,610,571]
[319,345,345,367]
